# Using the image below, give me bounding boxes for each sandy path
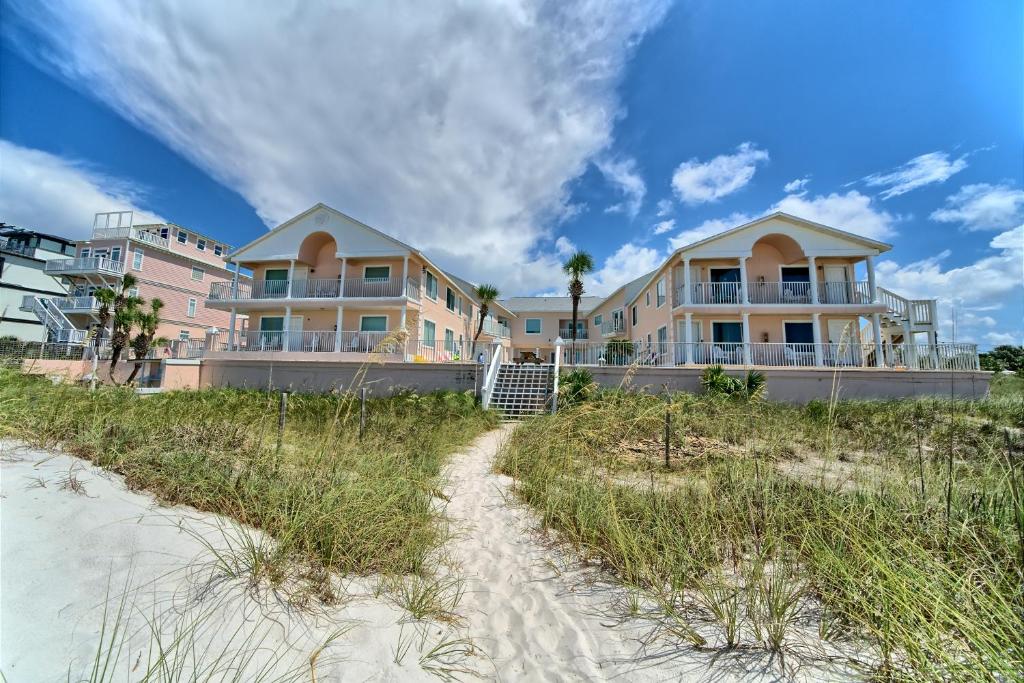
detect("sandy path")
[442,425,757,682]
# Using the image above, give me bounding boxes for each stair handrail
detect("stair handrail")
[551,336,564,414]
[481,339,504,409]
[877,286,909,319]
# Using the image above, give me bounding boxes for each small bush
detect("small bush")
[559,368,596,407]
[700,365,765,400]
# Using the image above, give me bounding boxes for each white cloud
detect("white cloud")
[6,0,669,295]
[652,219,675,235]
[668,212,755,250]
[783,177,809,194]
[863,151,968,199]
[0,139,165,239]
[875,225,1023,344]
[671,142,769,205]
[655,198,673,217]
[588,242,662,296]
[595,156,646,219]
[930,183,1024,231]
[554,236,577,257]
[985,331,1022,346]
[774,190,897,240]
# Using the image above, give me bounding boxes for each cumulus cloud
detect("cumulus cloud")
[671,142,769,205]
[930,183,1024,231]
[863,151,968,199]
[783,177,809,194]
[875,225,1023,344]
[595,156,646,219]
[655,198,673,217]
[554,235,577,257]
[6,0,669,294]
[588,242,662,296]
[652,219,675,235]
[0,139,165,238]
[668,212,755,250]
[774,190,897,240]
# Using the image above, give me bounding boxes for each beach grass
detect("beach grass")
[0,368,498,582]
[496,387,1024,680]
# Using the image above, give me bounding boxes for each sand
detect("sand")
[1,430,803,681]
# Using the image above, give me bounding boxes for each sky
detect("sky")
[1,0,1021,348]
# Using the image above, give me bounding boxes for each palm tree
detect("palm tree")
[91,287,116,385]
[125,298,164,385]
[107,274,143,381]
[472,283,500,342]
[563,251,594,362]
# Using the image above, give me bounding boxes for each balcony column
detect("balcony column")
[739,256,749,304]
[402,255,409,296]
[808,256,819,304]
[228,307,237,351]
[812,313,823,366]
[666,268,675,344]
[283,305,292,352]
[684,312,693,364]
[741,313,751,365]
[400,303,408,331]
[230,261,239,296]
[335,305,344,352]
[866,254,878,303]
[872,313,884,367]
[286,259,295,298]
[683,258,692,304]
[339,258,347,297]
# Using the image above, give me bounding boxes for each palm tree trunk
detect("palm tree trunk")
[125,361,142,386]
[571,296,578,365]
[472,304,488,360]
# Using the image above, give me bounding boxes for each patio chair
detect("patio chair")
[711,345,733,364]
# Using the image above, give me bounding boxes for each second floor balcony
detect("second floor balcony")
[44,256,125,278]
[480,318,511,338]
[209,276,421,303]
[672,280,874,306]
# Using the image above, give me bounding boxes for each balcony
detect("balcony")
[480,319,511,338]
[44,257,125,278]
[559,328,588,340]
[92,226,170,249]
[52,296,100,314]
[221,330,487,363]
[672,281,874,306]
[600,319,625,337]
[208,276,421,303]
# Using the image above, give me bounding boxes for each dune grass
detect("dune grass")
[497,388,1024,680]
[0,368,497,583]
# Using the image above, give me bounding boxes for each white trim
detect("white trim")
[191,266,205,281]
[445,285,457,312]
[362,263,392,279]
[196,238,207,251]
[422,317,437,347]
[132,248,144,270]
[780,318,814,344]
[709,318,744,344]
[176,229,189,245]
[424,270,438,301]
[186,297,198,318]
[524,317,542,335]
[656,277,667,308]
[358,313,389,332]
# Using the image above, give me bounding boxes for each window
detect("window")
[425,271,438,300]
[80,247,91,259]
[784,322,814,344]
[159,227,169,240]
[657,326,668,348]
[0,257,5,281]
[176,230,188,244]
[646,291,650,306]
[132,249,144,270]
[191,266,205,280]
[525,318,541,334]
[364,265,390,280]
[197,238,207,251]
[187,298,197,317]
[178,330,190,341]
[110,246,122,262]
[213,244,223,257]
[656,278,666,307]
[446,287,456,311]
[444,328,455,353]
[712,322,743,344]
[594,314,603,326]
[458,297,463,315]
[360,315,388,332]
[631,305,637,326]
[128,287,140,298]
[423,319,436,347]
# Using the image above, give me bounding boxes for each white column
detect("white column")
[402,255,409,296]
[741,313,751,365]
[286,259,295,298]
[228,307,237,351]
[400,303,408,331]
[903,320,916,368]
[739,256,749,304]
[684,312,693,364]
[283,304,292,351]
[335,305,344,352]
[339,257,347,297]
[231,261,239,294]
[808,256,819,304]
[866,254,878,303]
[812,312,823,367]
[872,313,884,367]
[683,259,692,304]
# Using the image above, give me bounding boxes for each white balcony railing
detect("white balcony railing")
[600,319,625,336]
[559,328,589,340]
[553,341,979,371]
[673,281,874,306]
[221,331,491,364]
[92,227,170,249]
[209,276,421,301]
[691,282,742,304]
[480,319,511,338]
[52,296,100,312]
[44,257,125,276]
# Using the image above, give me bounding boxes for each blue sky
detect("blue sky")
[1,1,1021,347]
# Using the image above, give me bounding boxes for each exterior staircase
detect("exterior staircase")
[23,295,88,344]
[872,287,938,344]
[487,363,553,419]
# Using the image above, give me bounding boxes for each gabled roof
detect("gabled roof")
[443,271,515,318]
[499,296,604,314]
[672,211,892,254]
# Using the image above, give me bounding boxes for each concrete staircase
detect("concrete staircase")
[488,363,553,419]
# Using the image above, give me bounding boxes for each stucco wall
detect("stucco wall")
[199,358,484,395]
[583,366,991,402]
